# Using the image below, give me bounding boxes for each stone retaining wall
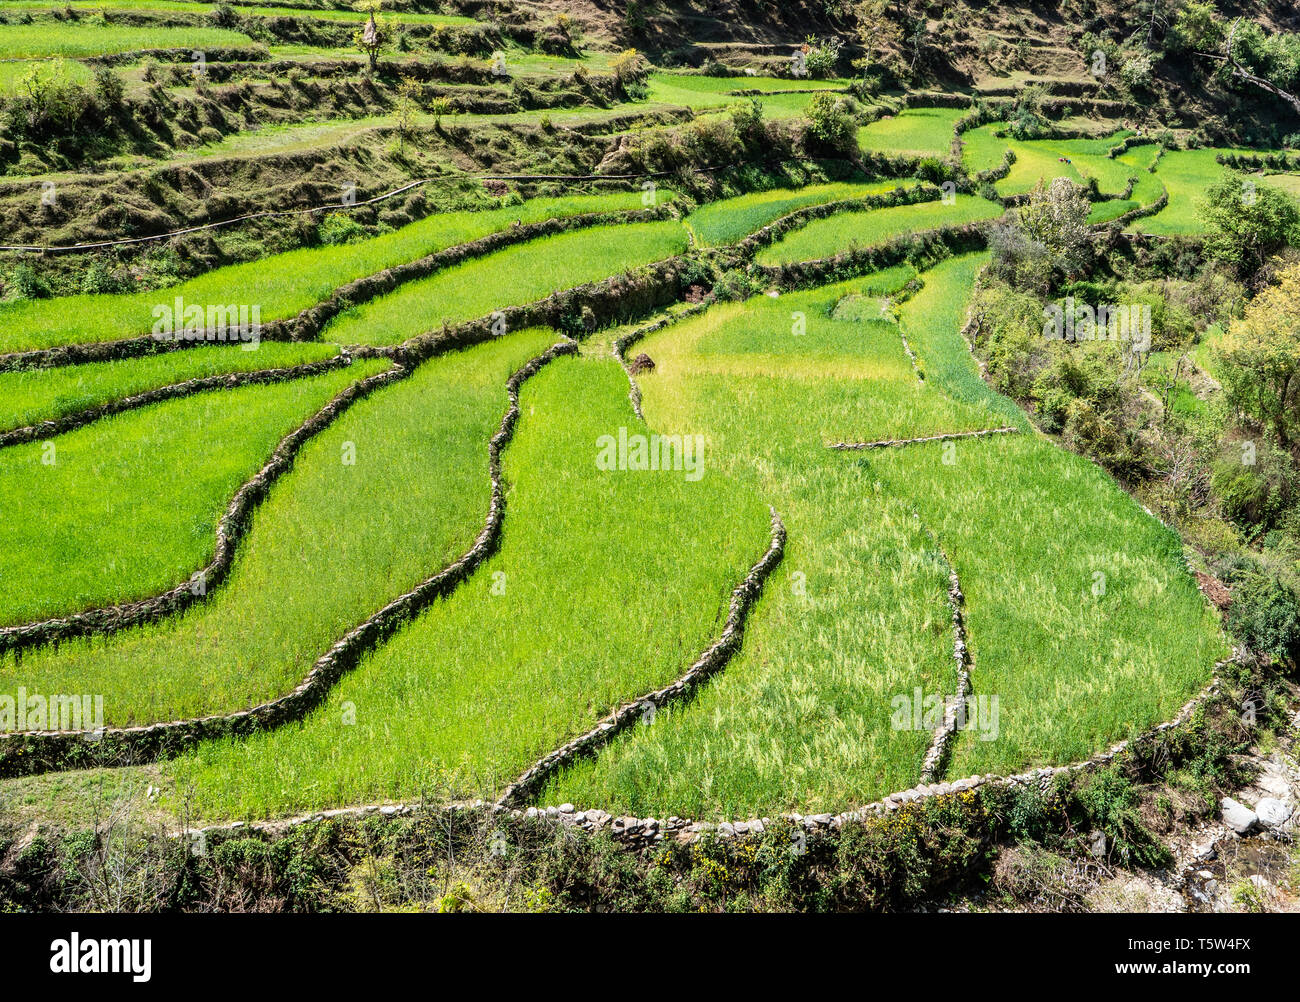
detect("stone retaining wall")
[0,340,576,777]
[917,528,971,784]
[496,507,787,808]
[1094,186,1170,230]
[0,206,669,372]
[612,302,712,421]
[0,361,405,660]
[733,183,942,260]
[265,204,675,343]
[826,426,1019,450]
[753,223,991,290]
[0,353,350,449]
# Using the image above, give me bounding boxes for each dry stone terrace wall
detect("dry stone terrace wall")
[915,529,972,785]
[827,427,1019,450]
[367,258,694,367]
[0,341,577,778]
[752,222,992,290]
[611,302,712,422]
[0,361,406,661]
[0,352,350,449]
[497,507,787,808]
[269,204,677,343]
[182,669,1230,847]
[0,260,694,662]
[0,203,674,369]
[730,182,943,260]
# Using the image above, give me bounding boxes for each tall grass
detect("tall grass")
[685,181,906,247]
[173,356,769,818]
[0,332,555,723]
[542,269,995,817]
[0,342,339,433]
[0,192,657,354]
[0,24,253,59]
[325,220,688,346]
[545,251,1221,817]
[857,107,966,156]
[869,434,1226,778]
[754,195,1003,266]
[0,359,387,627]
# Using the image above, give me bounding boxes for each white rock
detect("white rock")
[1220,797,1258,834]
[1254,798,1293,829]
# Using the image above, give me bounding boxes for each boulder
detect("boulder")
[1220,797,1258,834]
[1254,798,1293,829]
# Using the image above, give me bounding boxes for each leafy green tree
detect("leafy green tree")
[1200,171,1300,282]
[802,93,858,155]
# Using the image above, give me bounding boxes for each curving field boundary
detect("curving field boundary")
[0,265,691,657]
[611,302,712,421]
[753,222,993,290]
[0,361,406,658]
[0,205,672,373]
[731,183,941,260]
[0,352,351,449]
[0,340,577,778]
[496,507,787,809]
[827,426,1020,450]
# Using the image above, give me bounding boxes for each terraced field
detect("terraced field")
[0,7,1264,842]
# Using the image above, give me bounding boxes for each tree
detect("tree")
[394,79,419,151]
[1015,177,1093,280]
[1200,170,1300,283]
[803,92,858,156]
[1216,261,1300,448]
[353,3,391,71]
[851,0,901,73]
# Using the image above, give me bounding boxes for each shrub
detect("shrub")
[92,66,125,111]
[803,93,858,156]
[1216,557,1300,665]
[1072,769,1170,868]
[317,212,367,246]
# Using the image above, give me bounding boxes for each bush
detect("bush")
[1072,769,1170,868]
[1216,556,1300,665]
[92,66,125,111]
[317,212,367,246]
[5,263,52,301]
[802,93,858,156]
